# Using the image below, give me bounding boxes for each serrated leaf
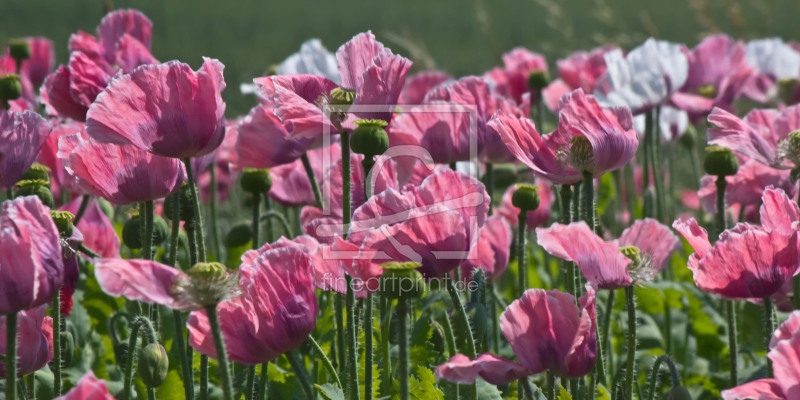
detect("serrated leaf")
[155,369,186,400]
[558,385,573,400]
[476,379,503,400]
[317,383,346,400]
[409,366,444,400]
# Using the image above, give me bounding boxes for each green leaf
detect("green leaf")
[155,370,186,400]
[408,366,444,400]
[317,383,346,400]
[596,384,612,400]
[476,379,503,400]
[557,385,573,400]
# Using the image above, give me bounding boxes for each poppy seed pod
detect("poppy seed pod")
[0,74,23,103]
[703,146,739,177]
[8,39,31,62]
[138,343,169,387]
[15,179,54,208]
[164,184,194,222]
[350,119,389,157]
[122,214,170,249]
[527,69,550,91]
[21,163,52,184]
[51,210,75,238]
[240,168,272,194]
[224,222,252,248]
[669,386,692,400]
[511,184,541,212]
[379,262,425,300]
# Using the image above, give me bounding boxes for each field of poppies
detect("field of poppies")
[3,4,800,400]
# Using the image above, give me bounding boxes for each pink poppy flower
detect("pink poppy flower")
[460,216,513,282]
[742,38,800,104]
[398,70,452,104]
[542,45,617,112]
[0,304,53,378]
[673,187,800,299]
[435,283,597,384]
[41,9,157,121]
[235,103,319,168]
[58,133,185,205]
[537,219,680,289]
[490,89,637,184]
[494,183,553,229]
[0,110,52,190]
[697,157,796,214]
[85,58,226,159]
[722,310,800,399]
[37,119,89,198]
[483,47,548,104]
[341,168,489,278]
[268,142,339,207]
[0,37,54,109]
[390,76,526,164]
[671,35,752,121]
[198,120,239,203]
[187,244,317,365]
[0,196,64,315]
[707,105,800,170]
[60,197,120,258]
[55,371,116,400]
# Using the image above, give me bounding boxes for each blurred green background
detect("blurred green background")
[2,0,799,115]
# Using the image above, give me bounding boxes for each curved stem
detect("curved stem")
[206,306,233,400]
[5,312,18,400]
[647,354,680,400]
[287,350,314,400]
[123,316,158,400]
[445,276,478,400]
[72,195,91,225]
[260,211,293,238]
[625,286,637,400]
[397,298,410,400]
[301,153,324,209]
[52,290,63,397]
[183,158,207,262]
[517,212,528,297]
[252,193,261,250]
[308,335,343,389]
[764,297,775,377]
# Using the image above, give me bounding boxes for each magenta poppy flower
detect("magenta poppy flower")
[1,37,55,90]
[187,244,317,365]
[671,35,752,121]
[268,143,338,207]
[483,47,548,104]
[61,197,119,258]
[58,133,185,205]
[235,103,319,168]
[198,120,239,203]
[341,168,489,278]
[37,119,89,198]
[673,187,800,300]
[0,110,52,190]
[742,38,800,104]
[41,9,157,121]
[391,76,526,164]
[435,283,597,384]
[722,310,800,399]
[398,70,452,104]
[0,304,53,378]
[707,105,800,170]
[0,196,64,315]
[542,45,617,112]
[495,182,553,229]
[460,216,512,282]
[697,157,796,214]
[55,371,116,400]
[491,89,637,184]
[537,219,680,289]
[85,58,226,159]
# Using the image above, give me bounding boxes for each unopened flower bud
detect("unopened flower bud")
[50,210,75,238]
[329,87,355,106]
[527,70,550,92]
[351,119,390,157]
[379,262,425,300]
[240,168,272,194]
[224,221,252,248]
[466,303,488,342]
[138,343,169,387]
[703,146,739,177]
[164,183,194,221]
[0,74,23,103]
[8,39,31,62]
[696,84,716,99]
[61,330,75,367]
[668,385,692,400]
[122,214,170,250]
[15,179,53,208]
[511,184,541,212]
[21,163,51,184]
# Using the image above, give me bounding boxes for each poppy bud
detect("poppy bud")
[511,184,541,212]
[21,163,52,184]
[122,214,170,250]
[15,179,53,208]
[527,70,550,92]
[50,210,75,238]
[60,330,75,367]
[466,302,488,342]
[379,262,425,300]
[0,74,23,103]
[138,343,169,387]
[329,87,355,106]
[351,119,390,157]
[792,166,800,184]
[240,168,272,194]
[703,146,739,177]
[98,198,114,220]
[164,183,194,222]
[678,125,696,149]
[668,385,692,400]
[8,39,31,62]
[224,221,252,248]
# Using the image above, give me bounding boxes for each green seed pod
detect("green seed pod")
[21,163,52,184]
[98,198,114,220]
[240,168,272,194]
[511,184,541,212]
[329,87,355,106]
[15,179,53,208]
[379,262,425,300]
[8,39,31,62]
[668,385,692,400]
[122,214,169,249]
[350,119,390,157]
[466,302,488,342]
[527,69,550,91]
[60,330,75,367]
[678,125,696,149]
[224,221,253,248]
[138,343,169,387]
[0,74,23,103]
[703,146,739,177]
[50,210,75,238]
[163,183,194,221]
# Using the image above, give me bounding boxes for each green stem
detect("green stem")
[200,355,209,400]
[546,373,556,400]
[643,111,652,192]
[438,310,459,399]
[518,211,528,297]
[715,177,728,235]
[625,286,637,400]
[536,91,546,134]
[647,354,681,400]
[286,350,314,400]
[209,163,222,261]
[183,158,207,262]
[624,163,637,220]
[794,275,800,310]
[485,163,493,214]
[559,185,575,297]
[123,317,158,400]
[52,290,63,397]
[651,108,665,222]
[335,294,346,373]
[397,298,410,400]
[582,172,594,231]
[380,297,393,397]
[72,195,91,225]
[445,276,478,400]
[301,153,324,209]
[726,301,738,386]
[257,362,269,400]
[601,289,614,386]
[206,305,233,400]
[345,276,359,400]
[144,200,154,260]
[341,131,351,237]
[764,297,775,377]
[364,294,374,400]
[166,192,194,400]
[260,211,293,238]
[252,193,261,250]
[308,336,342,389]
[5,312,17,400]
[489,283,500,354]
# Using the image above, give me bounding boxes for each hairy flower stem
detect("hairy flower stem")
[625,286,637,400]
[183,158,207,262]
[764,297,775,377]
[646,354,681,400]
[72,194,91,225]
[485,163,493,214]
[209,164,222,260]
[601,290,615,382]
[144,200,154,261]
[302,153,324,209]
[794,276,800,310]
[715,177,728,237]
[5,312,17,400]
[360,158,376,400]
[397,298,410,400]
[200,355,209,400]
[345,275,359,400]
[518,212,528,297]
[546,373,556,400]
[559,185,575,297]
[650,108,666,222]
[446,276,478,400]
[583,172,606,389]
[309,335,343,389]
[123,316,158,400]
[52,290,63,397]
[257,362,269,400]
[245,366,256,400]
[287,350,314,399]
[725,301,738,386]
[438,311,459,399]
[642,111,652,193]
[335,294,346,373]
[380,297,393,396]
[252,193,261,250]
[206,305,234,400]
[167,195,194,400]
